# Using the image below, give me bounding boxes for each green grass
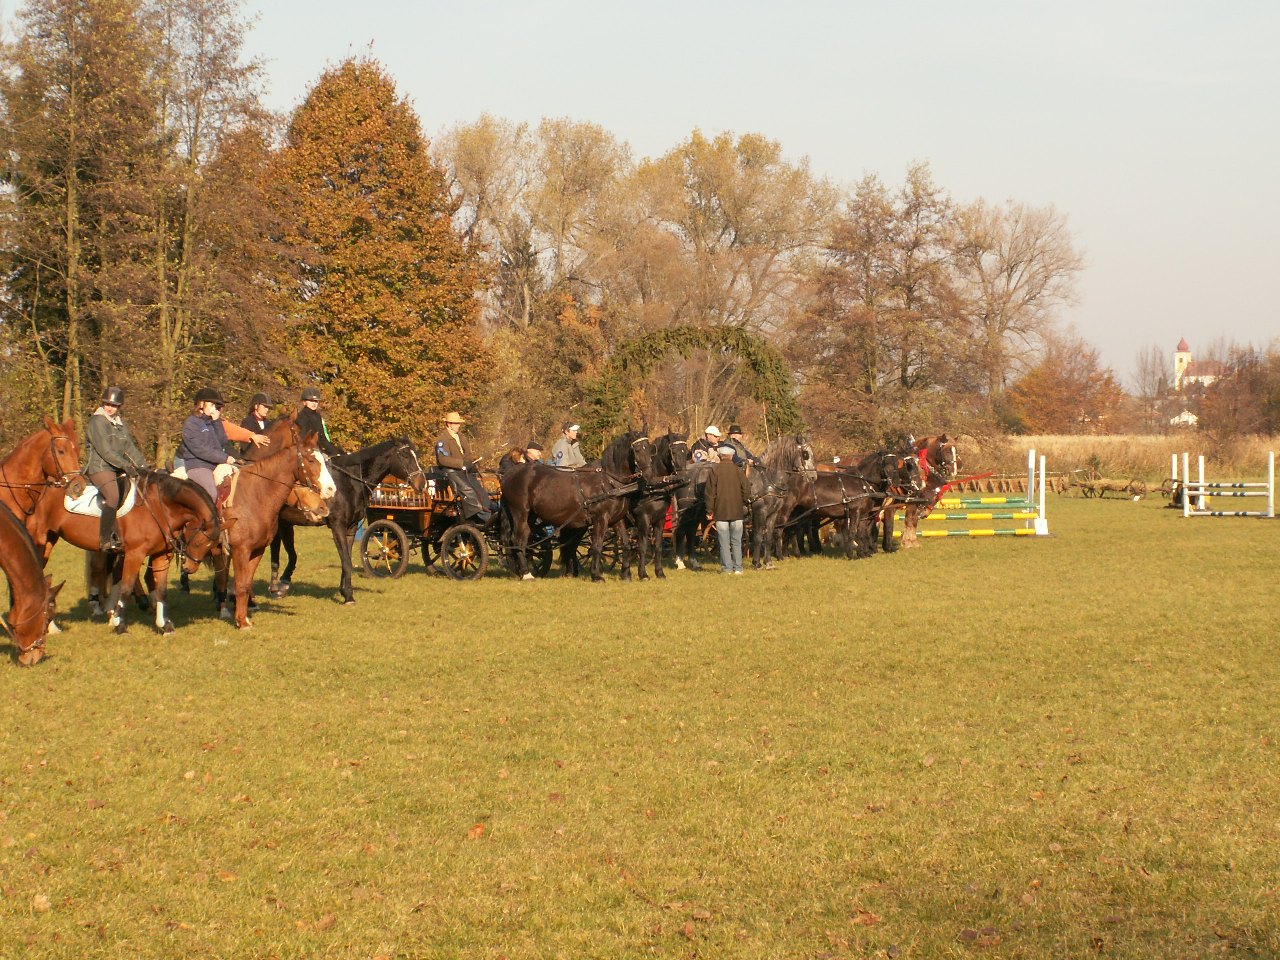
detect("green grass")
[3,498,1279,958]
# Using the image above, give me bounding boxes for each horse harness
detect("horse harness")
[0,431,79,518]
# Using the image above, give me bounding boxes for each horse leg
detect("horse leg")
[590,520,606,583]
[616,518,633,582]
[512,510,533,580]
[269,526,284,595]
[151,554,174,634]
[882,504,899,553]
[650,509,665,579]
[235,548,265,629]
[86,552,103,616]
[216,550,232,620]
[334,522,356,604]
[111,551,145,635]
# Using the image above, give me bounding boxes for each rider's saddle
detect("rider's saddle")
[64,478,139,518]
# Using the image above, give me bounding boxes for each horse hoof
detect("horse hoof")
[47,620,62,635]
[674,558,686,570]
[521,573,535,581]
[114,623,128,636]
[239,619,252,629]
[219,608,233,621]
[343,599,356,606]
[163,621,175,635]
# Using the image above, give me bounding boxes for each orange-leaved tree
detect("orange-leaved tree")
[272,58,490,447]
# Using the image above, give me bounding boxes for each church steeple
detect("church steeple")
[1174,338,1192,389]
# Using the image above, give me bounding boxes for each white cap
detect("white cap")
[704,425,722,437]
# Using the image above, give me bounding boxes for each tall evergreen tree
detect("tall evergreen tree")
[273,58,490,446]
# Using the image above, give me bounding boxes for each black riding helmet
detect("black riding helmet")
[100,386,124,406]
[250,392,274,409]
[300,387,320,402]
[193,387,224,406]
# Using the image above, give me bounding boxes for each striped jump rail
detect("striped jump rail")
[1176,452,1275,519]
[895,450,1050,539]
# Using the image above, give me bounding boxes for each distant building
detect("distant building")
[1173,337,1225,391]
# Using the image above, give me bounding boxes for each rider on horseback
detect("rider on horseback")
[85,386,149,553]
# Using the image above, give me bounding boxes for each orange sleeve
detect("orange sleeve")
[222,421,254,442]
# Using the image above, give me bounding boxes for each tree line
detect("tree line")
[2,0,1274,462]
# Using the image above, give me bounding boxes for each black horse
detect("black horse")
[503,430,656,582]
[822,446,924,554]
[629,431,690,580]
[271,437,427,603]
[790,450,921,559]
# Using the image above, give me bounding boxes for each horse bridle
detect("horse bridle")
[0,431,79,517]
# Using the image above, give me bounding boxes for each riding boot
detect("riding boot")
[99,503,123,553]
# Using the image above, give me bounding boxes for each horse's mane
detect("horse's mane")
[600,431,641,476]
[762,435,804,471]
[332,436,411,466]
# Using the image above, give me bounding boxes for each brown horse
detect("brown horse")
[215,433,335,627]
[900,434,961,549]
[0,501,62,665]
[27,470,223,634]
[0,418,82,544]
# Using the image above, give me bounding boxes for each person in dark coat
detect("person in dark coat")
[704,444,750,574]
[296,387,344,456]
[84,386,148,552]
[726,425,761,466]
[240,392,274,454]
[435,411,492,524]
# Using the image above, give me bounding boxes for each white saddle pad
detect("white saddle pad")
[65,479,138,518]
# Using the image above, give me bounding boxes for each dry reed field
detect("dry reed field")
[2,497,1278,959]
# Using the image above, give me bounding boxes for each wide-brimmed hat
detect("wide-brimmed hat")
[704,425,722,437]
[443,411,466,425]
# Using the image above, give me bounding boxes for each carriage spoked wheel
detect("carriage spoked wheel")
[361,519,410,579]
[576,533,622,570]
[439,523,489,581]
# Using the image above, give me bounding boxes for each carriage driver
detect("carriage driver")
[85,386,149,553]
[690,425,723,462]
[552,422,586,469]
[436,411,493,526]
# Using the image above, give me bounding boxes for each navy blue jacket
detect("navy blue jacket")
[179,414,230,471]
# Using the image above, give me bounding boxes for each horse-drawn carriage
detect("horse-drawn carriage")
[360,472,554,581]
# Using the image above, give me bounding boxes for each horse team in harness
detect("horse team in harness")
[0,381,961,665]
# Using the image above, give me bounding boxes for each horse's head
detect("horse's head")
[296,434,337,500]
[663,431,690,475]
[892,452,924,494]
[937,435,959,479]
[629,433,656,481]
[13,575,62,666]
[164,474,224,572]
[287,484,330,522]
[797,436,817,481]
[389,437,428,493]
[42,417,81,482]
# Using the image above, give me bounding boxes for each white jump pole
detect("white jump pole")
[1171,453,1178,488]
[1182,452,1191,518]
[1269,451,1275,519]
[1197,455,1207,510]
[1035,454,1049,535]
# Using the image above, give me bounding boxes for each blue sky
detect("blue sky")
[165,2,1280,378]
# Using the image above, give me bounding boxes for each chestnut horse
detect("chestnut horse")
[215,432,336,627]
[900,434,960,549]
[27,469,223,634]
[0,418,82,543]
[0,501,62,665]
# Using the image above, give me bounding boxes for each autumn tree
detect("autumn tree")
[0,0,156,427]
[950,200,1083,410]
[1004,334,1128,434]
[274,59,490,446]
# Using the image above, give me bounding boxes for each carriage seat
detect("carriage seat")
[64,478,139,519]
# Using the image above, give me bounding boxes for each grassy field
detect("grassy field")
[3,498,1279,959]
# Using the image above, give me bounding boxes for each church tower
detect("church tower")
[1174,337,1192,390]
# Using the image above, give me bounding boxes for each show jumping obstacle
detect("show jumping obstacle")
[897,450,1050,539]
[1176,451,1275,519]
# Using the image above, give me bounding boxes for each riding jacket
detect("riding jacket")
[84,408,148,476]
[296,406,344,456]
[179,413,232,472]
[551,436,586,469]
[240,413,270,455]
[727,437,760,467]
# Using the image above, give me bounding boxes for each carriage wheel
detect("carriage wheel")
[361,519,410,579]
[440,524,488,581]
[576,533,621,570]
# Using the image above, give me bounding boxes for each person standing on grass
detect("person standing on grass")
[705,444,750,575]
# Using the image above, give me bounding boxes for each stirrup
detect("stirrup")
[101,536,124,554]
